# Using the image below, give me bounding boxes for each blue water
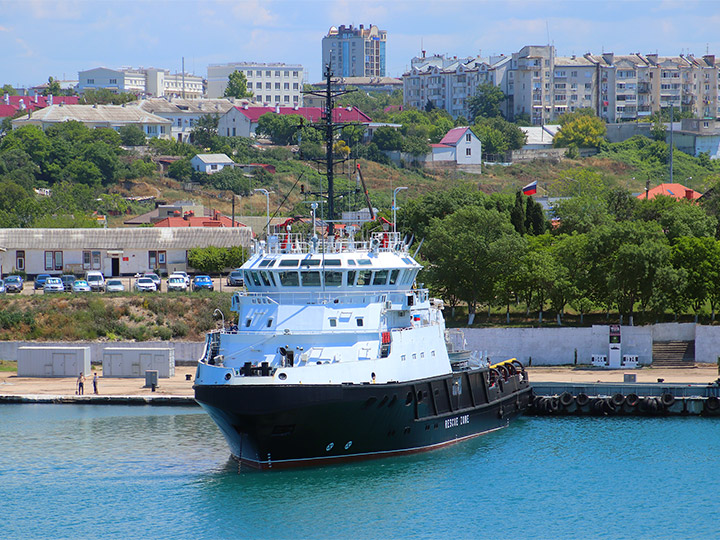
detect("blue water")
[2,405,719,540]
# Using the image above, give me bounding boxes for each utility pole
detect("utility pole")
[669,105,674,183]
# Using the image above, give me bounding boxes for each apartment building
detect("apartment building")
[206,62,305,105]
[77,67,203,98]
[322,24,387,78]
[403,53,512,119]
[404,45,720,124]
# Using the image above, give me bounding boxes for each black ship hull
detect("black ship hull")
[195,367,532,469]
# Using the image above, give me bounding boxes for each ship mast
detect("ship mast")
[302,65,356,235]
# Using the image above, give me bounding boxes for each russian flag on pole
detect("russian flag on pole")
[522,180,537,195]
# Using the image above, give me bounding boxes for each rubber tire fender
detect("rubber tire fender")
[611,393,626,407]
[660,393,675,407]
[511,359,524,372]
[626,393,640,407]
[706,395,720,411]
[559,391,574,408]
[576,393,590,407]
[497,364,509,381]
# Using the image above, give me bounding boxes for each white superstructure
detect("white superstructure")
[195,232,452,387]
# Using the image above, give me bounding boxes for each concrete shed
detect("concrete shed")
[102,347,175,378]
[17,346,91,377]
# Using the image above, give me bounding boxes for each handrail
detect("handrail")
[253,231,407,256]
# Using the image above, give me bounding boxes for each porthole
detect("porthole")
[326,442,334,452]
[224,372,232,380]
[278,372,287,381]
[344,441,352,450]
[405,391,413,405]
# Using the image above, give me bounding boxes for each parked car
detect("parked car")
[34,274,51,290]
[105,279,125,293]
[192,275,214,292]
[167,275,188,292]
[0,279,6,294]
[169,271,190,288]
[71,279,92,293]
[85,271,105,292]
[5,275,23,293]
[61,274,76,292]
[226,269,244,287]
[143,272,162,291]
[134,277,157,292]
[43,277,65,293]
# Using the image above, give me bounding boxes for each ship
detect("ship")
[193,66,531,469]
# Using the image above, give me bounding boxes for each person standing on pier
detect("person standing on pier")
[77,373,85,395]
[93,372,98,394]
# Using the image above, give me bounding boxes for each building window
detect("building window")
[265,71,271,76]
[44,251,63,271]
[284,71,289,77]
[87,78,94,84]
[275,83,280,90]
[284,83,289,90]
[465,133,471,142]
[293,72,298,77]
[466,148,472,156]
[265,82,271,89]
[16,250,25,271]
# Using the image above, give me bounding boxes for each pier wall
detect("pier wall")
[0,341,204,366]
[464,323,701,366]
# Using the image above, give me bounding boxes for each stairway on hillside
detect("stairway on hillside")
[652,341,695,367]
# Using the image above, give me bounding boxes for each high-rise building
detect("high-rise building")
[206,62,305,105]
[322,24,386,78]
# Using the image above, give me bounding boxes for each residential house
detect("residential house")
[218,105,372,138]
[637,183,701,201]
[672,118,720,158]
[138,98,237,142]
[0,93,80,119]
[429,126,482,167]
[154,209,245,228]
[206,62,305,103]
[191,154,235,174]
[0,227,252,278]
[11,104,171,138]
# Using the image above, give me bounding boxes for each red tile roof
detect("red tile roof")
[637,183,701,201]
[430,143,451,148]
[0,95,80,117]
[154,215,246,228]
[234,106,371,124]
[439,126,471,146]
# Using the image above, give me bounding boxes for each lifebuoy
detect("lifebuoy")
[559,391,574,407]
[576,393,590,407]
[661,393,675,407]
[611,393,626,407]
[626,393,640,407]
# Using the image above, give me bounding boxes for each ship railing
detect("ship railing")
[232,288,430,306]
[254,232,406,256]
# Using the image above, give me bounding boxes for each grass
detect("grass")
[0,360,17,372]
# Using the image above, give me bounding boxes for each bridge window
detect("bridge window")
[356,318,364,326]
[357,270,372,286]
[260,271,272,286]
[301,271,321,286]
[329,318,337,327]
[259,259,275,267]
[278,271,299,286]
[389,269,400,285]
[324,259,342,266]
[300,259,321,267]
[373,270,389,286]
[324,271,342,287]
[279,259,299,267]
[346,270,356,286]
[250,271,262,286]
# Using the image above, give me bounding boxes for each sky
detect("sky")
[2,0,720,88]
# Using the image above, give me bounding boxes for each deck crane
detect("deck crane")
[355,163,375,221]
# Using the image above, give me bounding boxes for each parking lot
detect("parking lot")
[11,276,243,295]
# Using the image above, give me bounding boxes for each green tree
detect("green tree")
[188,246,248,274]
[467,82,506,120]
[671,236,720,321]
[471,117,526,155]
[119,125,147,146]
[255,113,302,145]
[371,126,403,151]
[167,157,193,182]
[401,135,430,157]
[44,77,62,96]
[191,114,220,148]
[554,112,607,148]
[510,191,525,234]
[80,88,137,105]
[2,84,17,96]
[224,70,253,99]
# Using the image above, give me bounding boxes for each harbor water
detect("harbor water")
[3,404,719,540]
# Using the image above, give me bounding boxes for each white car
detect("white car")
[134,277,157,292]
[167,276,188,292]
[85,271,106,292]
[43,277,65,293]
[105,279,125,293]
[169,272,190,288]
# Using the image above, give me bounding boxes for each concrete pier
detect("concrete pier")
[529,381,720,417]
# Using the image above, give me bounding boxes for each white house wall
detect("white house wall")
[218,108,253,138]
[454,137,482,165]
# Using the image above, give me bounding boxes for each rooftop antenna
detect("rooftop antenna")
[546,21,550,46]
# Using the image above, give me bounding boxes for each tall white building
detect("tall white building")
[206,62,305,104]
[77,67,203,98]
[322,24,387,78]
